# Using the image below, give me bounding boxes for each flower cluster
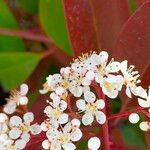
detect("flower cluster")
[1,51,149,149]
[0,84,41,150]
[40,51,150,149]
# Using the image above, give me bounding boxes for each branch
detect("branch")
[92,82,110,150]
[108,106,144,120]
[0,28,51,43]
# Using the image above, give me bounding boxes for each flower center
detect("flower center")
[103,81,114,91]
[87,103,97,113]
[20,123,29,132]
[61,80,69,89]
[59,134,70,144]
[53,108,62,118]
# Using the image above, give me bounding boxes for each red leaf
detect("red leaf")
[135,0,149,6]
[112,1,150,79]
[63,0,130,56]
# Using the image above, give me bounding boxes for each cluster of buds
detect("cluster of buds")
[0,51,150,149]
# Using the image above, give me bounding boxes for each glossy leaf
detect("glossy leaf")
[112,1,150,80]
[19,0,39,14]
[0,52,41,90]
[39,0,73,55]
[0,0,25,51]
[135,0,149,6]
[63,0,130,56]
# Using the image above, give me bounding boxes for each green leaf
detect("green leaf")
[0,0,25,51]
[39,0,72,55]
[0,52,41,90]
[19,0,39,14]
[120,122,146,149]
[128,0,138,13]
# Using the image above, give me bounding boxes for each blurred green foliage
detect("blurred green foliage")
[19,0,39,14]
[39,0,73,55]
[0,52,40,90]
[0,0,25,51]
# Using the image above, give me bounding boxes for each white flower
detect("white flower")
[44,95,68,125]
[76,91,106,125]
[41,119,59,132]
[100,75,124,99]
[68,73,91,97]
[88,137,101,150]
[4,84,29,114]
[43,120,82,150]
[120,60,141,98]
[138,87,150,110]
[9,112,41,141]
[129,113,140,124]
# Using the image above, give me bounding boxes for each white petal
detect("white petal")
[63,122,72,133]
[56,86,65,95]
[139,121,149,131]
[58,114,68,124]
[84,91,96,103]
[46,75,53,86]
[71,128,82,141]
[3,101,16,114]
[95,73,103,83]
[19,96,28,105]
[0,124,8,133]
[82,77,91,86]
[95,111,106,124]
[76,99,86,111]
[120,60,128,73]
[106,62,120,73]
[9,127,22,139]
[138,98,150,108]
[96,99,105,109]
[21,133,30,142]
[134,86,147,98]
[20,84,28,95]
[30,124,41,135]
[41,122,48,131]
[82,113,94,126]
[129,113,140,124]
[88,137,101,150]
[60,100,67,111]
[85,71,95,80]
[107,90,118,99]
[51,140,61,150]
[10,116,22,127]
[71,119,81,128]
[0,113,8,123]
[15,139,26,149]
[39,89,48,94]
[46,129,59,140]
[90,53,101,66]
[44,106,53,116]
[69,86,83,97]
[99,51,108,63]
[62,143,76,150]
[23,112,34,123]
[42,140,50,149]
[0,134,8,142]
[126,86,132,98]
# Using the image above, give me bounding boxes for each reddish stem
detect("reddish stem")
[0,28,51,43]
[92,82,110,150]
[108,106,144,120]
